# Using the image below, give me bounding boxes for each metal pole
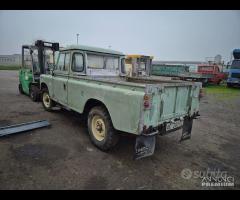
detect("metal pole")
[77,34,79,45]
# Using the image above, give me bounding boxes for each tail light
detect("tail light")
[143,94,152,109]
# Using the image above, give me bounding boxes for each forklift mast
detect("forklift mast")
[34,40,59,74]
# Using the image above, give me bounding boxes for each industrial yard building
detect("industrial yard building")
[0,54,21,66]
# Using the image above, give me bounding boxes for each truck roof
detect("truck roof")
[61,45,125,56]
[126,55,154,59]
[198,64,217,67]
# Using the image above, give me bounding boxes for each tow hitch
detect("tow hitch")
[134,134,156,160]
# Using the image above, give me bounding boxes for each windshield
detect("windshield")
[231,60,240,69]
[32,49,40,73]
[199,66,214,71]
[138,58,147,70]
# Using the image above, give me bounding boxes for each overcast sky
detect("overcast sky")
[0,10,240,62]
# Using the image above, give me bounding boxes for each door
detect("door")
[67,51,85,110]
[52,52,70,105]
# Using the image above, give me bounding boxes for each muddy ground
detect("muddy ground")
[0,70,239,190]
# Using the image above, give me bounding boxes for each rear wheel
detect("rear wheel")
[41,88,54,111]
[87,106,119,151]
[18,83,24,94]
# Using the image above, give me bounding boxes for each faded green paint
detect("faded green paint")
[19,68,33,95]
[152,64,188,77]
[152,64,213,79]
[41,74,144,134]
[142,83,200,128]
[40,47,201,135]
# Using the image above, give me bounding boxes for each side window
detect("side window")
[105,56,119,70]
[121,58,126,74]
[72,53,84,72]
[23,49,32,69]
[57,53,65,71]
[54,51,59,64]
[64,53,70,71]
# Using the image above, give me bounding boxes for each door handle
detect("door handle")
[63,83,66,90]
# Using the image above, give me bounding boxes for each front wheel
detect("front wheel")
[18,83,24,94]
[41,88,54,111]
[30,85,39,102]
[87,106,119,151]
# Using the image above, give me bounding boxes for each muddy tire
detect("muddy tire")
[87,106,119,151]
[18,83,24,94]
[217,80,222,85]
[41,88,54,111]
[30,85,38,102]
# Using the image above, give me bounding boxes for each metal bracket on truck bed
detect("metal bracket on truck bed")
[0,120,50,137]
[134,135,156,160]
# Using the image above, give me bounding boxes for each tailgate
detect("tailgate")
[143,83,200,127]
[160,86,192,120]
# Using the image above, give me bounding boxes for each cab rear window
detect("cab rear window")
[87,53,119,70]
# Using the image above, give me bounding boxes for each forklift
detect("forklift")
[18,40,59,101]
[125,55,154,77]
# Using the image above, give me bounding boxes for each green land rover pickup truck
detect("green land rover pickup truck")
[40,45,201,159]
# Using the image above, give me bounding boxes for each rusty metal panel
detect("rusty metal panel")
[0,120,50,137]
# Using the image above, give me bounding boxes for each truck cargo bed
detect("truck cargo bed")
[77,75,196,88]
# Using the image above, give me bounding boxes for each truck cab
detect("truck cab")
[227,49,240,87]
[197,63,225,85]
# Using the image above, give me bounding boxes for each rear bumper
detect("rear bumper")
[140,112,200,136]
[134,114,197,159]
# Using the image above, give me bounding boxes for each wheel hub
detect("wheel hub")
[91,115,106,141]
[43,93,50,108]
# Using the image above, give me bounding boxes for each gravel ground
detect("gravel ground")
[0,70,239,190]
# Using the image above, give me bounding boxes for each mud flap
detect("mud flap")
[180,118,193,142]
[134,135,156,160]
